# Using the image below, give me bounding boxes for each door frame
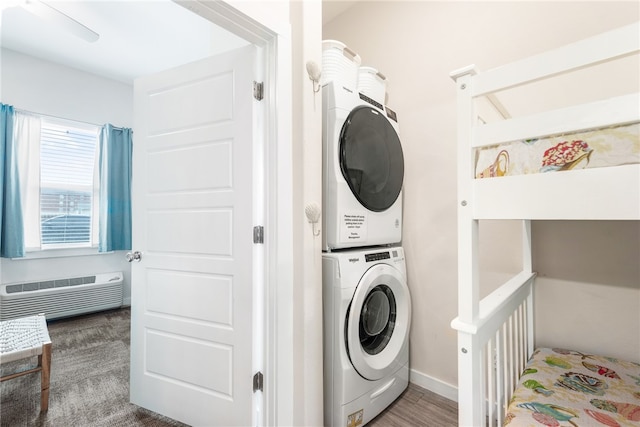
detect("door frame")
[171,2,293,425]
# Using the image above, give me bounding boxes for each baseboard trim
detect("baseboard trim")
[409,368,458,402]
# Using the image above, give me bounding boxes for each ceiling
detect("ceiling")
[0,0,248,84]
[0,0,358,85]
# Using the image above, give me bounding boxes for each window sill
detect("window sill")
[13,247,114,260]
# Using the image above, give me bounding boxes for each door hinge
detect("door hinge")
[253,81,264,101]
[253,371,264,392]
[253,226,264,244]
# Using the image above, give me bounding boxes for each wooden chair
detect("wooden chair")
[0,314,52,411]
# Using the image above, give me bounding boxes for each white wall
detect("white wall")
[290,1,324,425]
[533,220,640,361]
[0,47,133,302]
[1,48,133,127]
[323,1,640,396]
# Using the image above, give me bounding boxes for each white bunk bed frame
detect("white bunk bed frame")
[449,22,640,427]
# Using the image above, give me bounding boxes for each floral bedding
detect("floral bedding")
[476,123,640,179]
[505,347,640,427]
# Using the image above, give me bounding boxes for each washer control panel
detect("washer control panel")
[365,251,390,262]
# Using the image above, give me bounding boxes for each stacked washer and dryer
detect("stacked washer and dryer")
[321,40,412,427]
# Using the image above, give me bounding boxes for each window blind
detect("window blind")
[40,119,99,245]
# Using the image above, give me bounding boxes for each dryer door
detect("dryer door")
[339,105,404,212]
[346,262,411,381]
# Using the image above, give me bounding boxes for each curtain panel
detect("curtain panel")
[98,124,133,252]
[14,111,42,250]
[0,103,25,258]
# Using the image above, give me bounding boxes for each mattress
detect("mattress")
[476,123,640,179]
[505,347,640,426]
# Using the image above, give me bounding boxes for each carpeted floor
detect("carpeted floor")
[0,308,187,427]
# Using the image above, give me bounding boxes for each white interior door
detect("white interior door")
[130,44,259,427]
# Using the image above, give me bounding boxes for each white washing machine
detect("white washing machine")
[323,246,411,427]
[323,81,404,252]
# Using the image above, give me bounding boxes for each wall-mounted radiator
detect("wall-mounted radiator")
[0,272,124,321]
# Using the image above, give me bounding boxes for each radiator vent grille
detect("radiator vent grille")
[0,272,123,321]
[5,275,97,294]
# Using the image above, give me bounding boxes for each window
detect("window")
[5,108,131,257]
[38,118,100,249]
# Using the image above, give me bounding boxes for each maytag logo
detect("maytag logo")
[348,257,359,263]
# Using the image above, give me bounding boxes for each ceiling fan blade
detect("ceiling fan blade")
[23,0,100,43]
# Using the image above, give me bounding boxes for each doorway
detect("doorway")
[0,1,290,425]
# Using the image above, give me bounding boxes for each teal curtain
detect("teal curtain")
[98,124,132,252]
[0,103,25,258]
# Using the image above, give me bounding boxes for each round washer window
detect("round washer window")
[359,284,396,355]
[339,106,404,212]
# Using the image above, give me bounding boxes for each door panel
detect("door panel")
[146,210,233,254]
[147,72,234,134]
[131,44,256,427]
[145,331,233,396]
[147,140,233,192]
[145,270,232,325]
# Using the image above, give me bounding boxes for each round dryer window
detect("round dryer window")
[346,263,411,381]
[339,105,404,212]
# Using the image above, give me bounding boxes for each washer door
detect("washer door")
[339,105,404,212]
[346,263,411,380]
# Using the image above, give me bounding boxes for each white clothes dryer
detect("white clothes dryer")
[323,81,404,251]
[323,246,411,427]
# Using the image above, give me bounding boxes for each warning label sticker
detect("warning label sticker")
[346,409,364,427]
[340,212,367,243]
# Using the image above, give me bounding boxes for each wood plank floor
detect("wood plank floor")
[368,383,458,427]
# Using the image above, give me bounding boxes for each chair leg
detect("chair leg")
[40,342,52,412]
